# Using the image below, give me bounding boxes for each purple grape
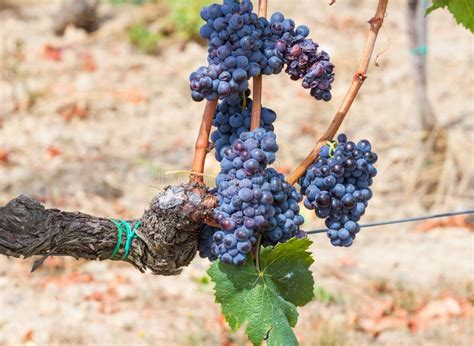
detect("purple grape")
[299,134,377,247]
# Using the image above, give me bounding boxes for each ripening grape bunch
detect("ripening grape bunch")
[202,127,305,265]
[194,0,378,266]
[299,134,378,247]
[211,90,276,161]
[198,90,307,265]
[189,0,335,102]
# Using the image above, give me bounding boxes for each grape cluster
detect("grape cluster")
[190,0,263,101]
[211,93,276,161]
[211,128,277,264]
[265,13,334,101]
[198,128,304,265]
[190,0,335,102]
[299,134,377,247]
[260,168,305,247]
[254,12,296,76]
[279,32,334,101]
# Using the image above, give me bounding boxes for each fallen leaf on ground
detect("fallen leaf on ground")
[22,329,34,343]
[298,121,317,136]
[84,287,117,303]
[415,215,474,233]
[140,142,152,152]
[409,297,463,331]
[0,148,10,164]
[47,145,62,158]
[37,271,94,288]
[358,315,407,336]
[217,314,234,346]
[84,286,120,314]
[367,298,395,318]
[113,88,148,104]
[79,51,97,72]
[57,102,88,121]
[42,45,62,61]
[338,256,357,268]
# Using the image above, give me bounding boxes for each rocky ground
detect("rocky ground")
[0,1,473,345]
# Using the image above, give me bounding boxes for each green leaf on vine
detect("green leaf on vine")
[208,238,315,346]
[426,0,474,33]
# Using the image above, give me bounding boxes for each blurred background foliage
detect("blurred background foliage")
[109,0,212,54]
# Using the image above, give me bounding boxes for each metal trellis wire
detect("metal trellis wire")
[306,210,474,235]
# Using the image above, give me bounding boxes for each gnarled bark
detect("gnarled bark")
[0,184,216,275]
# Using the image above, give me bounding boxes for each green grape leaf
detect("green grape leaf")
[426,0,449,14]
[426,0,474,33]
[208,238,315,346]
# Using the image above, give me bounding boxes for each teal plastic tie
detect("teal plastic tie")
[110,219,141,260]
[110,220,123,259]
[411,45,428,56]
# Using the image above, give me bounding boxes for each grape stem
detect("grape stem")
[250,0,268,131]
[250,75,263,130]
[255,234,262,272]
[287,0,389,185]
[251,0,269,269]
[190,99,218,184]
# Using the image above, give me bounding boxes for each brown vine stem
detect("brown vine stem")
[253,0,268,269]
[190,99,218,184]
[287,0,389,185]
[250,0,268,131]
[250,75,263,130]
